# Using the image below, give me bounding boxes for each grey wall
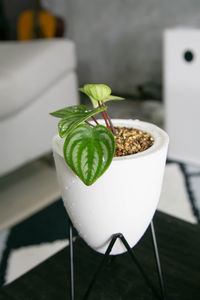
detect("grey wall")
[42,0,67,20]
[67,0,200,94]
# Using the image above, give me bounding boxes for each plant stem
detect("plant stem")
[102,101,116,135]
[91,116,99,125]
[98,101,111,131]
[85,120,95,127]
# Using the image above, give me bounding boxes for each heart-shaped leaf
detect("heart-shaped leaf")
[63,124,115,186]
[50,105,89,118]
[58,106,107,138]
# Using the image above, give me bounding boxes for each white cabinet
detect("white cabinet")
[164,28,200,165]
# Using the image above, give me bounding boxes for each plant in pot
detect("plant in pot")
[51,84,169,255]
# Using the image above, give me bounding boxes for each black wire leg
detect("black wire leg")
[118,233,163,300]
[68,220,166,300]
[83,232,163,300]
[83,234,119,300]
[69,220,74,300]
[150,220,166,299]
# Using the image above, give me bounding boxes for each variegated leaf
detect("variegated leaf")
[50,105,89,118]
[63,124,115,186]
[58,106,107,138]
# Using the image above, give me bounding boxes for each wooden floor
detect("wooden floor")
[0,211,200,299]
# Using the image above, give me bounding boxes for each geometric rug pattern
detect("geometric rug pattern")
[168,160,200,222]
[0,200,71,286]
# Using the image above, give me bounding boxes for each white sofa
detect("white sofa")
[0,39,79,176]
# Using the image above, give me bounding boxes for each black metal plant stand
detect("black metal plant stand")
[68,219,166,300]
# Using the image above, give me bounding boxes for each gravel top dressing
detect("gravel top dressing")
[114,126,154,157]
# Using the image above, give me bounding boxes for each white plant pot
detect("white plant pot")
[53,119,169,255]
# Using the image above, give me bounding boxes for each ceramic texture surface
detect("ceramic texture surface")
[53,119,169,255]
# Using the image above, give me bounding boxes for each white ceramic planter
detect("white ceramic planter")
[53,119,169,255]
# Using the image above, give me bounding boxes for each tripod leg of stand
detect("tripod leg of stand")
[150,221,166,300]
[68,220,165,300]
[69,220,74,300]
[119,233,162,300]
[83,234,119,300]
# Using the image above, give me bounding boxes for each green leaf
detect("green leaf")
[63,124,115,186]
[49,105,89,118]
[58,106,107,138]
[79,84,112,107]
[103,95,125,103]
[88,96,99,108]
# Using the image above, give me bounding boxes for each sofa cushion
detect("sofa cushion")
[0,39,76,120]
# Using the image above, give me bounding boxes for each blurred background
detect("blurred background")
[0,0,200,287]
[1,0,200,96]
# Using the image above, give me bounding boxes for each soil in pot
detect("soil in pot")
[114,126,154,157]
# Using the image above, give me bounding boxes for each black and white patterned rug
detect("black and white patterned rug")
[0,200,75,286]
[0,160,200,286]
